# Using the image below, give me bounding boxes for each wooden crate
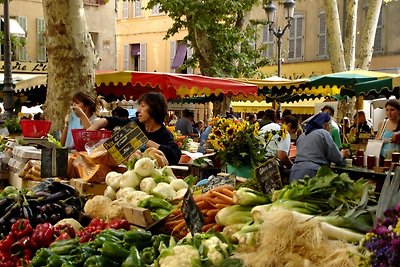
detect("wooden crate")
[70,178,107,196]
[9,171,41,189]
[123,207,154,228]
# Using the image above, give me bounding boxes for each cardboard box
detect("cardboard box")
[69,178,107,197]
[123,207,154,228]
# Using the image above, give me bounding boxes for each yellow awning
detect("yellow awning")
[232,98,325,114]
[15,75,47,92]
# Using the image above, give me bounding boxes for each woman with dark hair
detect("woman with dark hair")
[289,112,348,182]
[376,99,400,159]
[61,91,99,148]
[88,92,181,165]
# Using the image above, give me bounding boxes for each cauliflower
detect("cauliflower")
[170,179,188,191]
[115,187,136,200]
[84,195,112,219]
[158,245,200,267]
[107,203,124,220]
[140,177,157,194]
[105,171,122,190]
[152,182,176,201]
[203,236,229,266]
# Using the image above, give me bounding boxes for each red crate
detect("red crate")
[71,129,112,151]
[20,120,52,138]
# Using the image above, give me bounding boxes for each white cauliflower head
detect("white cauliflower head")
[203,236,229,266]
[83,195,112,219]
[158,245,200,267]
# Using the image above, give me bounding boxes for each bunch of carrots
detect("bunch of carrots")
[163,184,235,239]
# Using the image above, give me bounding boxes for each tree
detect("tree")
[324,0,392,72]
[146,0,269,78]
[41,0,99,131]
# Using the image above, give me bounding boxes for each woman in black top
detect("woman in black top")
[88,92,181,165]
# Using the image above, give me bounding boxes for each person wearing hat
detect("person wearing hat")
[289,112,349,182]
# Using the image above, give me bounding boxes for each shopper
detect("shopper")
[289,112,348,182]
[175,109,194,135]
[376,99,400,159]
[88,92,181,165]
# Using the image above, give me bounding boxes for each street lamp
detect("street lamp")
[264,0,295,117]
[264,0,295,77]
[3,0,15,119]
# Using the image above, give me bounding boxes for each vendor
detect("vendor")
[376,99,400,159]
[61,92,100,148]
[289,113,349,182]
[87,92,181,165]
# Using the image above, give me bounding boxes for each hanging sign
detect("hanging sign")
[255,158,282,194]
[103,120,148,164]
[181,189,204,234]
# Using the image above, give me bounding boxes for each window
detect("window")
[17,16,28,61]
[318,11,328,58]
[139,43,146,71]
[151,4,161,15]
[262,26,274,58]
[373,9,383,54]
[288,15,303,60]
[122,1,129,18]
[36,18,46,62]
[134,0,142,17]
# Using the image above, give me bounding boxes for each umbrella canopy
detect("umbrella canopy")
[303,70,400,97]
[95,71,259,101]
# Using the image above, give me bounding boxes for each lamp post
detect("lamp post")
[264,0,295,117]
[3,0,15,119]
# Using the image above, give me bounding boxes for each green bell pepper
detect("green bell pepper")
[100,241,130,261]
[94,233,123,248]
[46,254,69,267]
[50,238,79,255]
[140,247,156,265]
[83,255,119,267]
[30,248,54,267]
[121,246,143,267]
[123,229,153,250]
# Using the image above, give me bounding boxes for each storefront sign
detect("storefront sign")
[103,121,148,164]
[0,61,47,74]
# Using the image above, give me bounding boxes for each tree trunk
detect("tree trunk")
[324,0,346,72]
[355,0,383,69]
[42,0,98,131]
[343,0,358,70]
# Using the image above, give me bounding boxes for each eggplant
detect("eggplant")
[0,201,21,227]
[39,190,72,204]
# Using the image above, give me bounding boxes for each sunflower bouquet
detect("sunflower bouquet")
[208,117,267,167]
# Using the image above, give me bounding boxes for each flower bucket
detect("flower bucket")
[227,164,253,179]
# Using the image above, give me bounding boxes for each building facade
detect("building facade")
[115,0,400,77]
[0,0,117,73]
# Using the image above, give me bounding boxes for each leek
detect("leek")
[215,205,253,227]
[232,187,271,206]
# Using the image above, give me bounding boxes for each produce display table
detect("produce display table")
[331,165,392,192]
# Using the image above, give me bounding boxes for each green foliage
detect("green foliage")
[146,0,271,78]
[1,117,21,133]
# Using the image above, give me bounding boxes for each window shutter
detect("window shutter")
[295,16,303,59]
[122,1,129,18]
[140,42,146,71]
[373,9,383,54]
[135,0,142,17]
[17,16,28,61]
[36,18,46,62]
[123,44,129,70]
[262,26,274,58]
[170,41,176,73]
[318,12,327,57]
[186,46,193,74]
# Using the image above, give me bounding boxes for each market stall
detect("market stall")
[95,71,259,102]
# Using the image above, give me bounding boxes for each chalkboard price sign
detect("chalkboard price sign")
[103,121,148,164]
[255,158,283,194]
[181,189,204,235]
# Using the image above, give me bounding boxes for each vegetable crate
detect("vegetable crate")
[71,129,112,152]
[20,120,51,138]
[123,207,155,228]
[70,178,107,197]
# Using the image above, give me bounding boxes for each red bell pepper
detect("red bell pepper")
[31,222,55,248]
[11,219,33,239]
[106,219,130,230]
[54,223,76,238]
[0,234,15,253]
[0,260,14,267]
[11,236,31,254]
